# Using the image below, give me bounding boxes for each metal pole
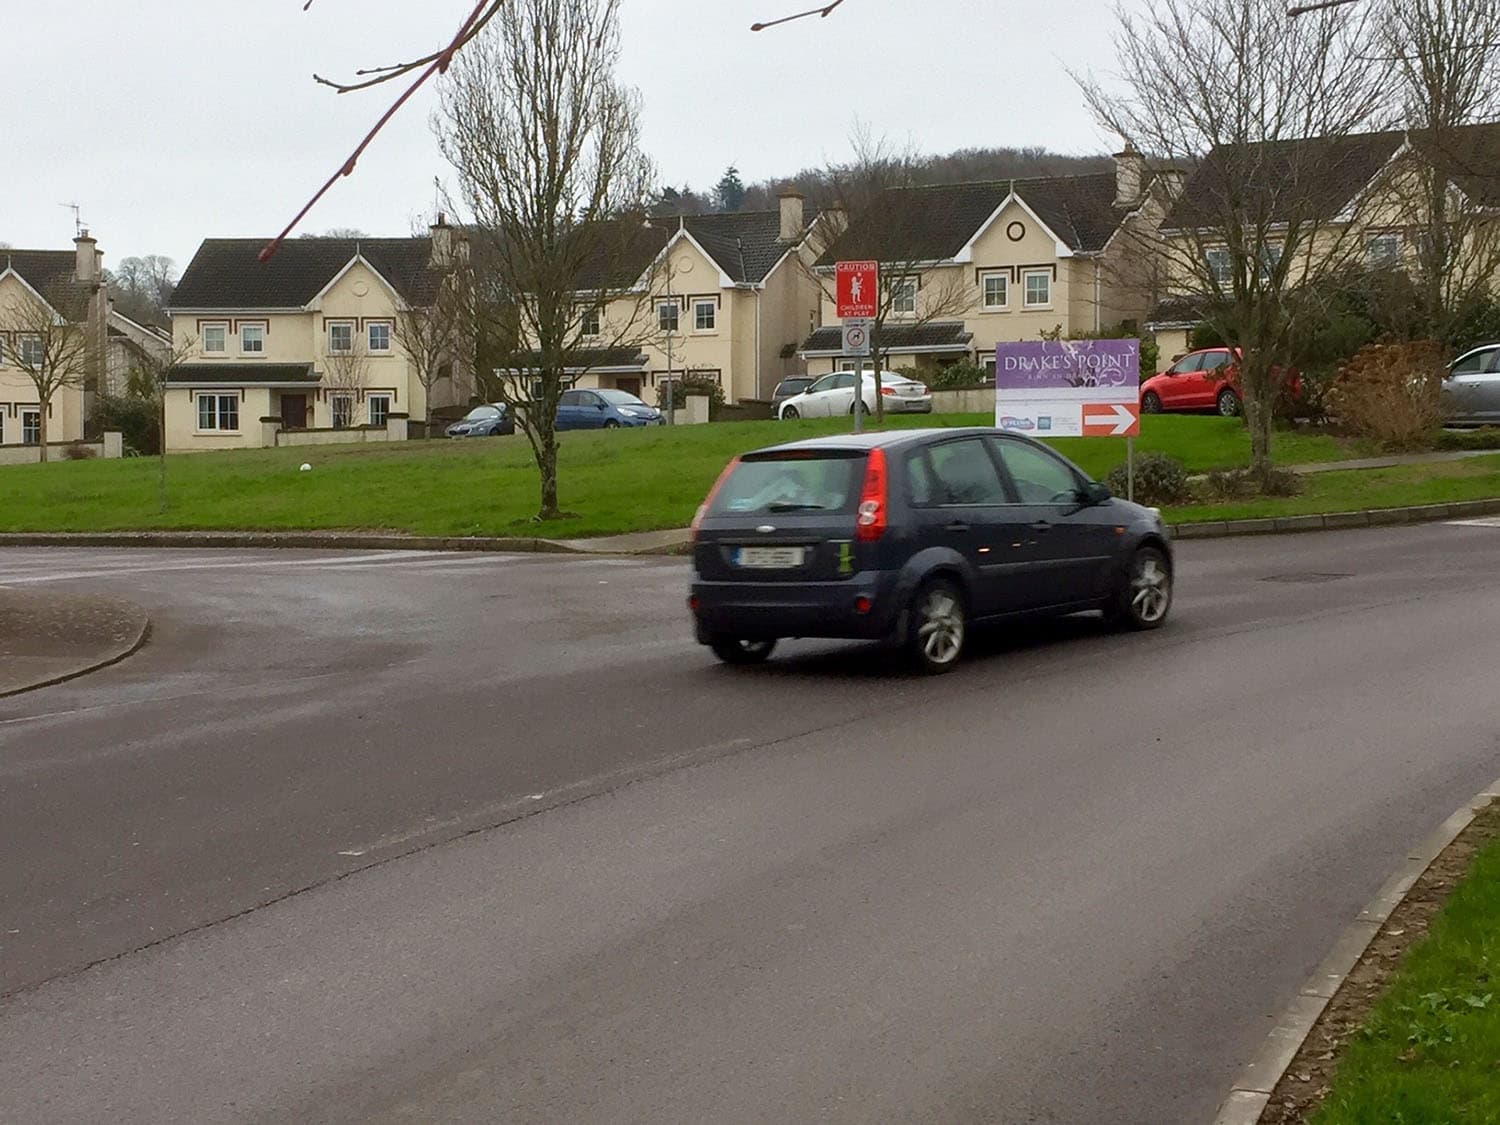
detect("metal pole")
[1127,435,1135,503]
[853,356,864,434]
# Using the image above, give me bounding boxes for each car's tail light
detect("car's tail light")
[691,457,738,541]
[855,448,888,542]
[880,386,895,395]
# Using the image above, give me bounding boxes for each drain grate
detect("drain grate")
[1259,572,1353,584]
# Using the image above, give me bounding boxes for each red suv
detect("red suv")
[1139,347,1300,417]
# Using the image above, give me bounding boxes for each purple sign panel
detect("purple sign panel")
[994,339,1139,391]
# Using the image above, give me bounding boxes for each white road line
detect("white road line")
[1446,517,1500,528]
[0,551,490,585]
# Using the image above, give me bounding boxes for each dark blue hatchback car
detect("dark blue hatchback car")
[689,428,1173,673]
[557,388,664,429]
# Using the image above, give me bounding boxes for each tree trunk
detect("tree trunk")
[158,392,169,513]
[873,344,886,423]
[37,405,49,464]
[537,432,560,520]
[1241,354,1274,481]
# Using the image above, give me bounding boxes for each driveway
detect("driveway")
[1,528,1498,1122]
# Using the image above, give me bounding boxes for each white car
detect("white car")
[777,370,932,419]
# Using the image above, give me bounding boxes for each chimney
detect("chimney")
[429,212,453,268]
[74,230,99,285]
[1113,141,1147,209]
[778,189,805,242]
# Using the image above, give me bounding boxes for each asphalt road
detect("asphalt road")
[2,526,1499,1123]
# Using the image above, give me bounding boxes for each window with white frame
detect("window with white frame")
[19,336,43,368]
[240,323,265,354]
[331,394,355,429]
[891,277,918,315]
[202,324,227,354]
[658,301,679,333]
[1205,247,1233,285]
[328,322,354,353]
[1366,234,1401,267]
[0,337,7,366]
[196,394,239,432]
[367,393,392,427]
[693,300,716,331]
[22,410,40,445]
[981,271,1008,310]
[367,322,392,353]
[1023,270,1052,308]
[579,308,601,337]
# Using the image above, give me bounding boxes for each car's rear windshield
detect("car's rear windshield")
[708,451,865,517]
[775,379,811,394]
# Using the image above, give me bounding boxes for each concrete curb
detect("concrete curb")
[1211,775,1500,1124]
[0,611,152,700]
[1171,497,1500,539]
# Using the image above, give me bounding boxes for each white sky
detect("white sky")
[0,0,1125,274]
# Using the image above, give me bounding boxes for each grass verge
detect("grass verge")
[1259,801,1500,1123]
[1,415,1350,540]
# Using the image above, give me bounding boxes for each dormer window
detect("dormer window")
[240,324,265,354]
[203,324,227,354]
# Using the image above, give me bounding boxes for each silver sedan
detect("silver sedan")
[1441,342,1500,425]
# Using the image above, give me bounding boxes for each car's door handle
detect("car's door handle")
[1030,521,1053,533]
[944,521,970,533]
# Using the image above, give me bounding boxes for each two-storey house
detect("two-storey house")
[0,235,109,449]
[165,224,472,451]
[799,149,1176,379]
[521,192,829,404]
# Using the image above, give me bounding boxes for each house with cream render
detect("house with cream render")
[165,224,472,451]
[522,192,829,403]
[799,150,1178,378]
[0,235,109,449]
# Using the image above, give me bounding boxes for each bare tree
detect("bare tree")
[1076,0,1387,480]
[323,341,370,429]
[1380,0,1500,348]
[815,128,976,422]
[118,332,196,511]
[393,254,471,427]
[3,286,92,462]
[434,0,656,521]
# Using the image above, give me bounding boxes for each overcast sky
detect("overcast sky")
[1,0,1125,274]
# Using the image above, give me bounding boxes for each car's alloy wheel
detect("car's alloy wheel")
[604,419,621,429]
[909,580,966,674]
[1141,392,1162,414]
[1217,388,1241,417]
[1108,547,1172,630]
[709,637,776,665]
[782,406,799,419]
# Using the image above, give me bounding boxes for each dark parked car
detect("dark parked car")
[557,388,664,429]
[689,428,1173,673]
[771,376,815,413]
[446,403,514,438]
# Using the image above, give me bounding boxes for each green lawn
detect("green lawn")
[0,415,1367,540]
[1312,817,1500,1123]
[1167,454,1500,524]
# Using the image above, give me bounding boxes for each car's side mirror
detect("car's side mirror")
[1083,481,1112,505]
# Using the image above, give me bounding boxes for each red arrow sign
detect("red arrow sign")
[1081,402,1140,437]
[835,260,878,320]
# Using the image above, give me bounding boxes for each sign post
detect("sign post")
[993,339,1141,488]
[836,261,879,436]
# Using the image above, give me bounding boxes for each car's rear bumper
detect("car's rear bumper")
[690,571,902,643]
[883,397,932,413]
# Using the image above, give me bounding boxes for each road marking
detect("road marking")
[1446,517,1500,528]
[0,550,518,585]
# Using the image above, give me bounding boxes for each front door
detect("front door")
[281,394,308,429]
[909,437,1017,617]
[616,376,642,397]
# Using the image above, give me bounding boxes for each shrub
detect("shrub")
[1326,341,1444,450]
[1105,452,1189,506]
[660,373,725,411]
[88,392,160,456]
[1199,467,1302,501]
[62,441,98,460]
[927,359,987,389]
[1435,427,1500,452]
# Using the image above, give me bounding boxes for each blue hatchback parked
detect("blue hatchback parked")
[557,388,664,430]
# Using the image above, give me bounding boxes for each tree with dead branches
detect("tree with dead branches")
[1378,0,1500,348]
[1076,0,1388,481]
[3,285,93,462]
[433,0,656,521]
[393,245,472,428]
[322,339,369,429]
[814,128,976,423]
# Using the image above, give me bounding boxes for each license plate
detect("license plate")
[734,546,805,568]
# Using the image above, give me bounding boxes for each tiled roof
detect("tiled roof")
[509,347,649,373]
[815,173,1131,266]
[571,209,812,290]
[166,363,319,384]
[1409,122,1500,207]
[170,238,443,310]
[1145,294,1209,326]
[2,250,80,302]
[800,320,973,355]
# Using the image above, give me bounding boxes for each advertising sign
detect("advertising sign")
[835,260,879,320]
[994,339,1141,438]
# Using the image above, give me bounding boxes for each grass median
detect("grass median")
[1,415,1348,540]
[1308,808,1500,1123]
